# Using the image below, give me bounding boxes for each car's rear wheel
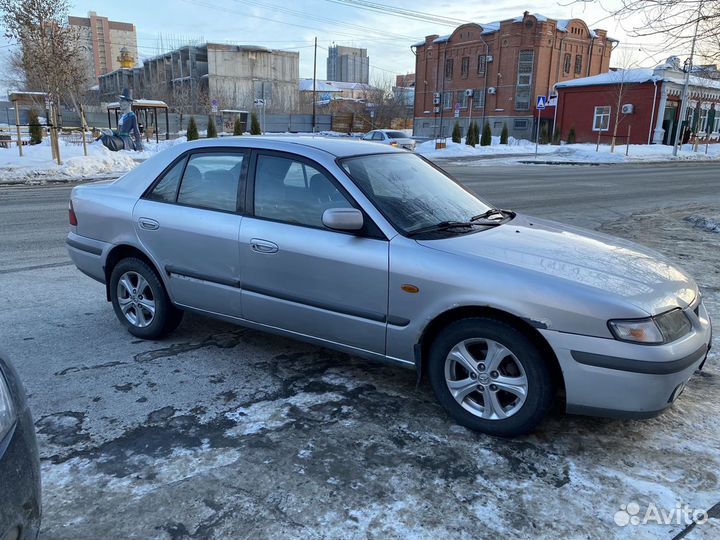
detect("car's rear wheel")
[428,317,554,437]
[109,257,183,339]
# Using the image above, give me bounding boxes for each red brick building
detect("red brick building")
[555,58,720,145]
[412,12,616,139]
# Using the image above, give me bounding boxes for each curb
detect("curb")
[517,159,720,166]
[0,174,122,186]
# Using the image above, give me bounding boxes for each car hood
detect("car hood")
[417,213,697,315]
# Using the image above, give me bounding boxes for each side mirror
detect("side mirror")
[322,208,364,231]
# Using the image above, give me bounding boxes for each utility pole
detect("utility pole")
[673,13,702,156]
[312,37,317,133]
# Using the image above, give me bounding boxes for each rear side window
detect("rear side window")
[386,131,407,139]
[148,158,186,203]
[176,153,245,212]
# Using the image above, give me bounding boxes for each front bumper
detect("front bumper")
[541,300,712,418]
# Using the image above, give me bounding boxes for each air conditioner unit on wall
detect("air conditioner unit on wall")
[464,89,474,97]
[487,87,497,94]
[486,55,494,63]
[621,103,634,114]
[433,106,440,113]
[432,97,440,105]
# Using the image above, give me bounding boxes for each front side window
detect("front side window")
[254,155,352,228]
[340,153,492,235]
[593,106,611,131]
[176,153,245,212]
[371,132,385,140]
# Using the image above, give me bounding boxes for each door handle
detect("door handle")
[138,217,159,231]
[250,238,278,254]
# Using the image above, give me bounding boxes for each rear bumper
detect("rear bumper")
[66,232,110,284]
[541,301,712,418]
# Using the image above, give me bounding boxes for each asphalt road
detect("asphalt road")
[2,161,719,273]
[1,162,719,539]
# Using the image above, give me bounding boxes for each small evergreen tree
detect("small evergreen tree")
[539,123,550,144]
[465,122,474,146]
[250,112,262,135]
[451,121,461,143]
[552,128,561,145]
[186,116,199,141]
[472,121,480,146]
[233,117,243,136]
[480,122,492,146]
[500,123,509,145]
[567,124,577,144]
[206,115,217,138]
[28,109,42,145]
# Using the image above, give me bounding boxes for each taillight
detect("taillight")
[69,200,78,226]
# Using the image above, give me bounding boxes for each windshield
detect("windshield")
[386,131,408,139]
[340,153,493,235]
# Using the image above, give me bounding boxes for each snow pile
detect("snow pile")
[685,214,720,234]
[0,137,186,183]
[537,142,720,164]
[416,136,555,159]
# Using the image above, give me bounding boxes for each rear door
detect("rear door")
[133,149,248,318]
[238,151,389,354]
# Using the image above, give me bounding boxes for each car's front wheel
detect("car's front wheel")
[109,257,183,339]
[428,317,554,437]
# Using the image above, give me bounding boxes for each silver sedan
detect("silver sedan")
[361,129,416,151]
[67,137,712,436]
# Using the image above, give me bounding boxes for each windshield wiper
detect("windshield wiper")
[471,208,513,222]
[406,220,501,237]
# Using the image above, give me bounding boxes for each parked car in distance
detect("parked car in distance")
[0,353,41,540]
[67,137,712,436]
[361,129,416,151]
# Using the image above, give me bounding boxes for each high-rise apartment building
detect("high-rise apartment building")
[326,45,369,84]
[69,11,138,84]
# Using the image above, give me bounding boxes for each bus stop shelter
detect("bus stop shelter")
[107,99,170,142]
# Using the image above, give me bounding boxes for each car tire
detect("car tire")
[109,257,183,339]
[428,317,554,437]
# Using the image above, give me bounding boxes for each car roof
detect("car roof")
[174,135,405,158]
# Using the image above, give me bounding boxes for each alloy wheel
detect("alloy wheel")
[444,338,528,420]
[116,271,156,328]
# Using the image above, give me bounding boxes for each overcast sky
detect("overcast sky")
[1,0,683,94]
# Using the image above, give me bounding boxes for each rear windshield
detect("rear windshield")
[385,131,408,139]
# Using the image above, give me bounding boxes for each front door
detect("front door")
[134,149,247,318]
[239,151,389,354]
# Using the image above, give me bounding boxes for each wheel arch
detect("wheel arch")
[416,305,566,398]
[103,244,165,302]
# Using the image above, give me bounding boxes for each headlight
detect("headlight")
[0,370,15,440]
[609,309,692,345]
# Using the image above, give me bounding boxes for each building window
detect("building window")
[445,58,453,79]
[563,53,571,74]
[713,109,720,133]
[574,55,583,75]
[593,106,611,131]
[513,119,529,130]
[515,50,534,111]
[473,90,485,108]
[456,90,468,108]
[461,56,469,78]
[477,54,486,75]
[443,91,452,109]
[698,107,709,134]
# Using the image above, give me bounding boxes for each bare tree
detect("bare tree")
[611,0,719,63]
[0,0,89,111]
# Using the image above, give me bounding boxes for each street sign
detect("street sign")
[547,94,557,107]
[211,98,219,113]
[454,102,461,117]
[536,95,547,110]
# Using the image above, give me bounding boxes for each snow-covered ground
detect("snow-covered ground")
[0,137,186,184]
[417,137,720,164]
